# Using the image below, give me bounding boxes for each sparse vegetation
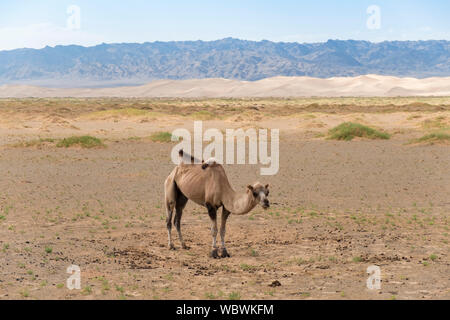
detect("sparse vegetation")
[249,248,259,257]
[12,138,56,148]
[56,136,104,148]
[204,292,216,299]
[12,136,106,148]
[149,132,175,143]
[295,257,309,265]
[240,264,258,272]
[410,132,450,145]
[87,108,153,118]
[115,285,124,293]
[421,117,448,130]
[82,286,93,295]
[228,292,241,300]
[1,97,448,122]
[20,289,30,298]
[300,292,311,298]
[328,122,390,141]
[190,110,216,120]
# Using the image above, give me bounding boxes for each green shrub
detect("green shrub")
[149,132,176,143]
[328,122,390,141]
[411,132,450,144]
[56,136,104,148]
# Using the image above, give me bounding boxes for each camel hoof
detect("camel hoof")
[169,244,176,250]
[210,248,220,259]
[220,248,231,258]
[182,243,190,250]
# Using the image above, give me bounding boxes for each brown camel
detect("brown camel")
[164,150,270,258]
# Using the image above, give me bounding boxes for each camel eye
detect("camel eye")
[253,192,258,197]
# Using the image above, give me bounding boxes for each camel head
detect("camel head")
[247,182,270,210]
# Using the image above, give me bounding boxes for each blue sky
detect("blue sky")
[1,0,449,50]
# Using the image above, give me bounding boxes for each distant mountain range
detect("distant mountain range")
[0,38,449,87]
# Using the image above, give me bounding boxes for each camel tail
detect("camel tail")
[178,149,202,165]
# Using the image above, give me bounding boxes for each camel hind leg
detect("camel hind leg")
[164,175,177,250]
[165,200,175,250]
[174,191,189,249]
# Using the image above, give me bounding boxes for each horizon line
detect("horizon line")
[2,37,450,52]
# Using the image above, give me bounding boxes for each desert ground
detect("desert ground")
[0,97,449,300]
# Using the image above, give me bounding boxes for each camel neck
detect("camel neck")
[222,186,256,215]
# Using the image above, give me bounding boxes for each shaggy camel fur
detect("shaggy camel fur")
[164,150,270,258]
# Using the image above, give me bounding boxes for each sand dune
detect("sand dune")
[1,75,449,98]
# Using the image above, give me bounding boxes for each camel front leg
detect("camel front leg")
[206,203,219,258]
[220,207,231,258]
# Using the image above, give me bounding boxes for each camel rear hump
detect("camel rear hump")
[177,149,219,170]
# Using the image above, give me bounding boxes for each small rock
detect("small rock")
[269,280,281,287]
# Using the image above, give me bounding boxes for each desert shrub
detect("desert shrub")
[328,122,390,141]
[190,110,216,120]
[56,136,104,148]
[149,132,175,142]
[411,132,450,144]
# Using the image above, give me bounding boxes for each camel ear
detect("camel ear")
[265,184,269,189]
[247,185,254,191]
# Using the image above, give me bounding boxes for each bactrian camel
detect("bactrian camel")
[164,150,270,258]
